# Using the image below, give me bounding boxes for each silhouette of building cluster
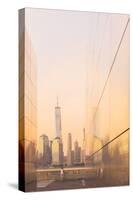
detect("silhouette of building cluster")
[37,99,107,168]
[37,98,87,167]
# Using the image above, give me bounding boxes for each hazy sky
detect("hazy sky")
[26,8,129,154]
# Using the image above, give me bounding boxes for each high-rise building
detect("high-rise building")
[52,137,64,165]
[74,140,81,164]
[49,140,53,164]
[39,134,51,166]
[81,128,86,164]
[71,150,74,165]
[55,97,61,138]
[67,133,72,166]
[52,98,64,165]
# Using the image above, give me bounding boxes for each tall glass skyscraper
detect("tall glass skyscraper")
[52,98,64,165]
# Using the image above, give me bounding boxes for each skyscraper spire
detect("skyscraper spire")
[52,97,64,166]
[83,128,85,140]
[55,97,61,138]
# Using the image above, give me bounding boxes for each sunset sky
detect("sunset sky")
[26,8,129,154]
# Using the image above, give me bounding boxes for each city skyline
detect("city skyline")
[37,98,85,165]
[38,132,85,167]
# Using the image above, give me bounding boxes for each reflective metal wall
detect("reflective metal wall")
[19,8,37,192]
[87,15,129,186]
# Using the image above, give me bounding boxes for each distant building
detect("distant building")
[52,98,64,165]
[71,150,74,164]
[67,133,72,166]
[63,155,67,166]
[52,137,64,165]
[39,134,51,166]
[81,128,86,164]
[49,140,53,164]
[74,140,81,164]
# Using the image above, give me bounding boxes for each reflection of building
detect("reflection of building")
[85,107,96,157]
[85,134,103,166]
[39,134,51,166]
[52,98,64,165]
[19,8,37,191]
[85,107,101,165]
[74,141,81,164]
[67,133,72,166]
[92,136,103,165]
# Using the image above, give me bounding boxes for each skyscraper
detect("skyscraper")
[49,140,53,164]
[39,134,51,166]
[55,97,61,138]
[52,98,64,165]
[81,128,86,164]
[67,133,72,166]
[52,137,64,165]
[74,140,81,164]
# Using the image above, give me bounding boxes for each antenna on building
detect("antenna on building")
[83,128,85,140]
